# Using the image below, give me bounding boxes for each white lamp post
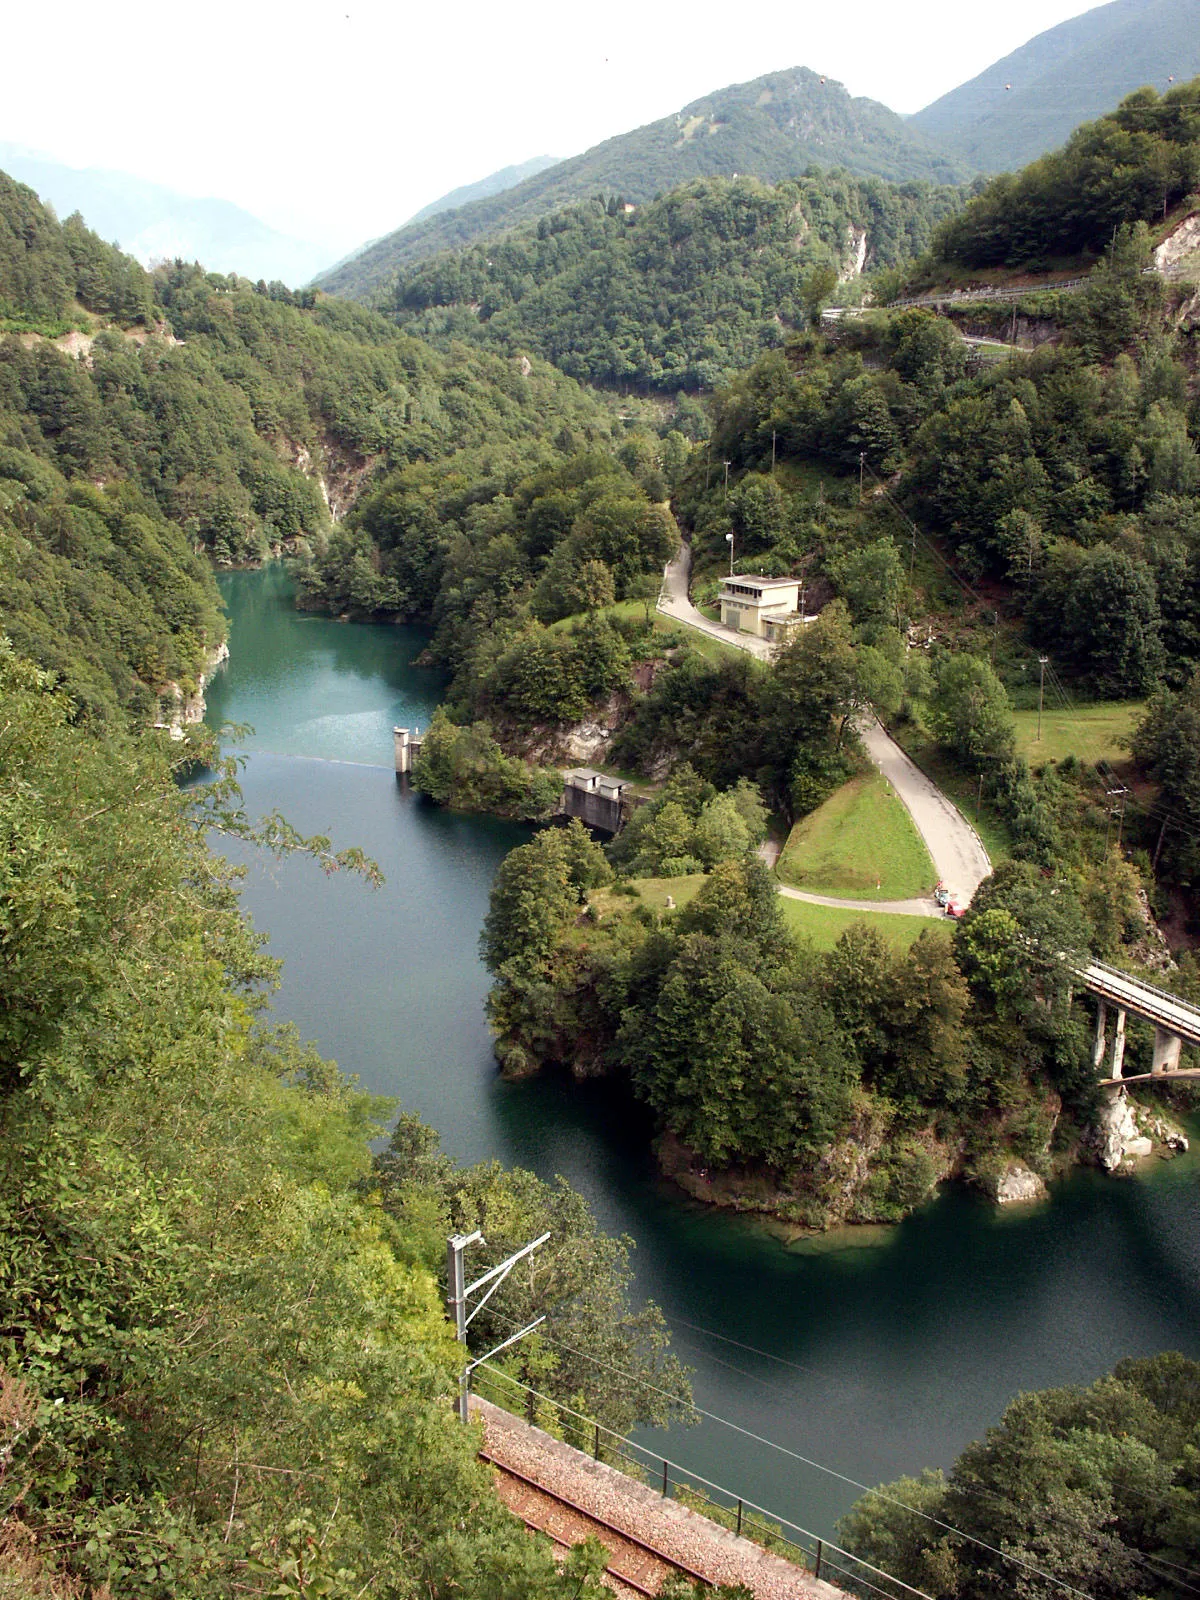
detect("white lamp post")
[725,530,734,576]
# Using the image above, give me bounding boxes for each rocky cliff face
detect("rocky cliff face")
[1090,1090,1189,1171]
[156,639,229,736]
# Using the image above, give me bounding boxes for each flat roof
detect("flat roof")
[720,574,799,590]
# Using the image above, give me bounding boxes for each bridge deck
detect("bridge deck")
[1079,961,1200,1046]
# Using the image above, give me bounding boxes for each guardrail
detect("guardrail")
[472,1361,930,1600]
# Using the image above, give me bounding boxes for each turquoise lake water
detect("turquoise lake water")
[204,565,1200,1540]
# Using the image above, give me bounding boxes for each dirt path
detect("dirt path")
[661,540,991,908]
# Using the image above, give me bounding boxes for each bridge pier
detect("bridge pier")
[1092,1001,1108,1070]
[1111,1008,1127,1079]
[1152,1025,1183,1076]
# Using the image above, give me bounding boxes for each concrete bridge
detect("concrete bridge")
[1082,960,1200,1085]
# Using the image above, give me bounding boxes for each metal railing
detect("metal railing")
[471,1361,932,1600]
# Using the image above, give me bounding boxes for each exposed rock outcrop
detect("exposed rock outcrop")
[1092,1091,1153,1171]
[991,1163,1048,1205]
[1154,212,1200,280]
[156,639,229,736]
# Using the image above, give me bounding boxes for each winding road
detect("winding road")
[658,540,992,915]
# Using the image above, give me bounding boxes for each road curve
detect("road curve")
[777,884,942,918]
[658,539,992,907]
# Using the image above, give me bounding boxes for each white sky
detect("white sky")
[3,0,1101,255]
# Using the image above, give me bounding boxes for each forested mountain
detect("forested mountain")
[911,0,1200,172]
[0,168,627,720]
[0,168,695,1600]
[924,77,1200,268]
[0,141,331,285]
[383,174,963,391]
[318,67,970,297]
[404,155,561,225]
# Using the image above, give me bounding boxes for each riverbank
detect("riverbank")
[205,566,1200,1540]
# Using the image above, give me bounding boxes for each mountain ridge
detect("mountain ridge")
[911,0,1200,170]
[317,66,969,299]
[404,156,561,226]
[0,142,332,285]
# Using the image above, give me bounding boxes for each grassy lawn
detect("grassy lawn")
[779,897,949,952]
[1012,701,1144,767]
[776,772,935,900]
[548,602,744,665]
[592,873,946,953]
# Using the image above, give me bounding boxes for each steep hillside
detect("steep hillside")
[911,0,1200,172]
[0,169,627,719]
[925,78,1200,268]
[0,141,331,285]
[385,174,962,391]
[404,155,561,225]
[319,67,970,298]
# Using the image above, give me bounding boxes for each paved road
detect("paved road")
[659,539,992,908]
[659,541,772,660]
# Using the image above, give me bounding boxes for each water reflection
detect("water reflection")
[208,567,1200,1537]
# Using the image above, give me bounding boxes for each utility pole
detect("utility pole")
[705,442,712,490]
[1036,656,1047,742]
[771,428,777,474]
[1105,785,1129,854]
[859,450,865,498]
[447,1229,550,1424]
[723,460,732,501]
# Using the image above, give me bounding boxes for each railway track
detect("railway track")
[482,1450,715,1597]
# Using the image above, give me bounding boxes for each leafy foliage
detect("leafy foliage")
[319,66,969,296]
[0,644,685,1599]
[481,820,1117,1228]
[840,1353,1200,1600]
[930,80,1200,268]
[384,175,963,391]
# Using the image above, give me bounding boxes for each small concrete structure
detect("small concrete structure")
[718,575,801,638]
[561,768,628,833]
[393,726,425,776]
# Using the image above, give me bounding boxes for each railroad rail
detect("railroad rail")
[483,1450,707,1597]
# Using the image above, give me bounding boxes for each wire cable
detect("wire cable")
[482,1310,1099,1600]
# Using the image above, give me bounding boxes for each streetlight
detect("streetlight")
[725,530,734,576]
[723,460,731,500]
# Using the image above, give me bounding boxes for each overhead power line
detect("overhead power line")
[483,1310,1100,1600]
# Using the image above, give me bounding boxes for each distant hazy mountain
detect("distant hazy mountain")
[911,0,1200,172]
[404,157,561,226]
[318,67,968,299]
[0,143,332,286]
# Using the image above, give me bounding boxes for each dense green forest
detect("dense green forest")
[0,170,156,332]
[0,170,697,1598]
[481,806,1167,1228]
[926,79,1200,269]
[0,168,635,719]
[0,647,693,1599]
[319,66,969,297]
[381,174,963,391]
[696,235,1199,699]
[293,434,679,754]
[841,1352,1200,1600]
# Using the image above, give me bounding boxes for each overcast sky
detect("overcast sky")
[4,0,1101,254]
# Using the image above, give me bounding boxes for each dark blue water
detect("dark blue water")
[205,566,1200,1541]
